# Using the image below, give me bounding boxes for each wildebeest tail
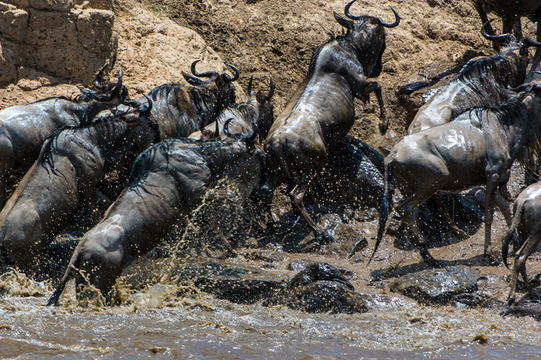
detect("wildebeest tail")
[46,245,83,306]
[502,203,523,271]
[368,160,394,264]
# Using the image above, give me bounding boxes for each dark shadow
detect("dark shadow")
[370,254,494,282]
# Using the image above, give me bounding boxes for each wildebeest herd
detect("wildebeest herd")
[0,0,540,308]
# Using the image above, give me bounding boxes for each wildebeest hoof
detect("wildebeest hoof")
[378,120,388,135]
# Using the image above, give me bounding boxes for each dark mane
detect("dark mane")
[147,83,181,99]
[454,50,522,92]
[38,111,132,174]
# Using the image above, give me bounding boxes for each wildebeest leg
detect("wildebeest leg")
[527,23,541,82]
[367,81,387,135]
[495,188,511,226]
[397,194,436,265]
[484,180,498,258]
[473,1,498,51]
[433,194,468,238]
[508,234,539,304]
[289,181,332,248]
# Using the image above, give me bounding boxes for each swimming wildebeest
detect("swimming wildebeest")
[189,77,274,141]
[47,124,265,305]
[0,97,158,272]
[264,0,399,246]
[141,60,239,139]
[370,83,541,264]
[0,67,126,207]
[408,21,541,134]
[502,181,541,304]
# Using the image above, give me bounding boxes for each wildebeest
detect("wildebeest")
[47,125,265,305]
[264,0,398,245]
[0,67,126,207]
[472,0,541,79]
[0,97,158,272]
[370,83,541,264]
[140,60,239,139]
[189,77,275,142]
[408,21,541,134]
[502,181,541,304]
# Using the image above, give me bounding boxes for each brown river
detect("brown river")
[2,253,541,360]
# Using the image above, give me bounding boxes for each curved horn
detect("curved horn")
[223,63,240,82]
[520,36,541,48]
[482,19,515,43]
[139,94,153,114]
[94,64,107,89]
[223,118,235,138]
[378,8,400,28]
[247,76,254,96]
[266,78,275,101]
[344,0,361,20]
[115,66,123,89]
[191,60,217,78]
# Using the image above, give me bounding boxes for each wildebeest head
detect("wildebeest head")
[333,0,400,78]
[77,65,128,105]
[247,76,275,141]
[182,59,239,109]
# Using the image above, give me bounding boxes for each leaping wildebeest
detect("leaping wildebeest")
[189,76,275,141]
[264,0,399,246]
[0,97,159,272]
[0,67,126,208]
[502,181,541,304]
[47,123,265,305]
[370,83,541,264]
[141,60,239,139]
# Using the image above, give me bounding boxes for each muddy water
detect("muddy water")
[1,265,541,360]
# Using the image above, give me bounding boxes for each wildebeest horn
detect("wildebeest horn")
[223,63,240,82]
[139,94,153,114]
[191,60,217,78]
[344,0,361,20]
[266,78,275,101]
[247,75,254,96]
[482,19,515,43]
[378,8,400,28]
[223,118,235,137]
[182,71,204,86]
[520,36,541,48]
[94,64,107,90]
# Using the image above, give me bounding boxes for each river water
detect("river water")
[2,269,541,360]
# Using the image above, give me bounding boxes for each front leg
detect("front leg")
[363,81,387,135]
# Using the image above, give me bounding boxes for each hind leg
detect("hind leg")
[508,235,539,304]
[397,193,436,264]
[289,180,332,250]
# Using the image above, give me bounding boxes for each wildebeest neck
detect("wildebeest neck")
[72,100,111,125]
[455,50,525,92]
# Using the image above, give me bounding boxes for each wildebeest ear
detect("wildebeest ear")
[334,12,354,30]
[183,71,203,86]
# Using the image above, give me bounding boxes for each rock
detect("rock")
[263,280,368,314]
[263,262,368,314]
[389,265,480,305]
